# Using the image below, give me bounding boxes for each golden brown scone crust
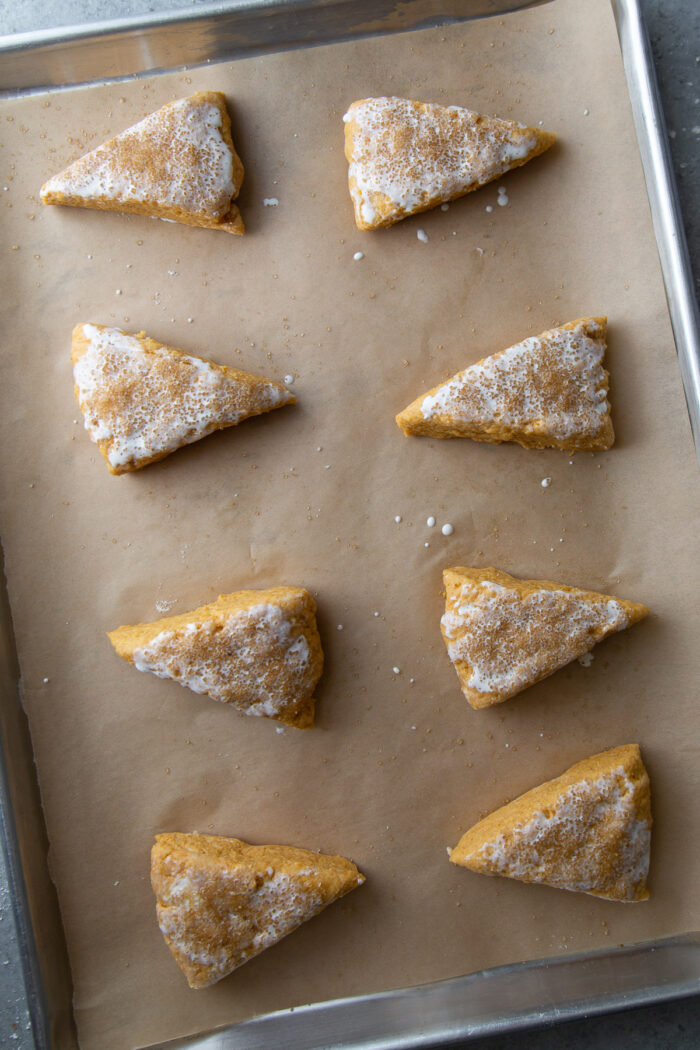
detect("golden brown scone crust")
[71,323,295,474]
[151,832,365,988]
[450,744,651,902]
[108,587,323,728]
[41,91,245,234]
[396,318,614,452]
[343,96,556,230]
[441,566,649,709]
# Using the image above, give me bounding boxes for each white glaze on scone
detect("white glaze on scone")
[42,95,239,220]
[151,834,365,987]
[343,96,554,229]
[440,568,649,708]
[449,744,652,902]
[73,324,293,473]
[472,769,650,896]
[442,580,629,697]
[157,866,323,975]
[422,319,610,441]
[396,318,614,451]
[133,602,313,719]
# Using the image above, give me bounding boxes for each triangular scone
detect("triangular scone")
[396,318,614,451]
[343,96,555,230]
[72,323,295,474]
[449,744,651,902]
[441,567,649,709]
[108,587,323,728]
[151,833,365,988]
[41,92,245,233]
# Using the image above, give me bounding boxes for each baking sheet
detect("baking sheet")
[1,0,699,1047]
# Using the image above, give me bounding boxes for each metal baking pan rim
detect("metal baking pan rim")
[0,0,546,97]
[0,0,699,1047]
[151,932,700,1049]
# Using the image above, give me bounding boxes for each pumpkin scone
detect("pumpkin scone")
[441,567,649,709]
[151,833,365,988]
[108,587,323,728]
[71,323,295,474]
[396,317,614,451]
[343,96,555,230]
[449,744,651,902]
[41,91,245,233]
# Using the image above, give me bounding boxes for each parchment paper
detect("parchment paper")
[1,1,700,1047]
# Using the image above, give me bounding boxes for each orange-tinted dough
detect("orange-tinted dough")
[441,566,649,708]
[396,318,614,452]
[72,323,294,474]
[450,744,651,902]
[41,92,245,233]
[152,832,365,988]
[343,96,555,230]
[108,587,323,728]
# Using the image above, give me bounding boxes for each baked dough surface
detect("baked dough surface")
[449,744,651,902]
[41,91,245,233]
[108,587,323,728]
[396,317,614,451]
[343,96,555,230]
[151,832,365,988]
[441,566,649,709]
[71,323,295,474]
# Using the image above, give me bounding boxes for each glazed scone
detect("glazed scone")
[71,323,295,474]
[108,587,323,728]
[151,833,365,988]
[41,91,245,233]
[396,318,614,451]
[343,96,555,230]
[441,567,649,709]
[449,744,651,902]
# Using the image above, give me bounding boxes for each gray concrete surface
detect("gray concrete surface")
[1,1,698,1048]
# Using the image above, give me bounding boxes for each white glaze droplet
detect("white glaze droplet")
[263,197,279,206]
[427,516,436,527]
[353,251,364,261]
[394,515,402,523]
[392,666,400,674]
[284,374,295,385]
[416,229,429,243]
[541,477,552,488]
[441,523,454,536]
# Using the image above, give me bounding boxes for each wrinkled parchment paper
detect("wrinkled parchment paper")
[1,0,699,1047]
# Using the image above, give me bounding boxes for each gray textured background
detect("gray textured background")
[0,1,698,1048]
